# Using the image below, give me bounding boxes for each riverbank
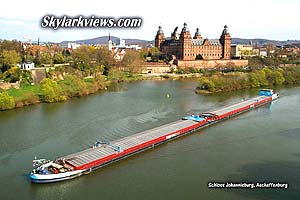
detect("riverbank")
[0,72,202,111]
[195,66,300,94]
[3,77,110,110]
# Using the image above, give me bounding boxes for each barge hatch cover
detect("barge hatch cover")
[61,120,198,168]
[210,96,270,116]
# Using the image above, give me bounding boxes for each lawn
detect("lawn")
[7,84,41,101]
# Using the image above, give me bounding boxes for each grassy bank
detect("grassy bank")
[196,66,300,94]
[0,76,110,110]
[0,71,183,111]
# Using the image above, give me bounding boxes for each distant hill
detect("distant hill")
[61,36,151,45]
[232,38,300,46]
[60,36,300,47]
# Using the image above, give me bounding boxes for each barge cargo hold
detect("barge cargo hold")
[29,89,279,183]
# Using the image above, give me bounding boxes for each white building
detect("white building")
[108,37,141,51]
[60,42,81,49]
[19,61,35,70]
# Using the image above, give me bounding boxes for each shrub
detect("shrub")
[198,77,215,92]
[40,78,67,102]
[0,91,15,110]
[60,75,87,97]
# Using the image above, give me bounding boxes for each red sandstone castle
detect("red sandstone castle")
[155,23,231,61]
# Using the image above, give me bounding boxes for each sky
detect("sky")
[0,0,299,43]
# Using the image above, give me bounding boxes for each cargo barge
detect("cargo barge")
[29,89,279,183]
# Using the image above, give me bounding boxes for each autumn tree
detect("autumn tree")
[95,47,115,67]
[0,91,15,110]
[71,45,94,71]
[197,77,216,92]
[0,50,22,71]
[120,50,143,73]
[40,78,67,102]
[59,75,87,97]
[3,66,22,82]
[269,70,285,85]
[53,53,65,64]
[0,40,23,54]
[40,53,52,64]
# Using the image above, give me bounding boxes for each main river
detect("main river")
[0,79,300,200]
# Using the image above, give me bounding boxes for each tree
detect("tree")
[33,50,42,66]
[0,40,23,54]
[248,70,268,87]
[40,78,67,102]
[0,50,22,71]
[0,91,15,110]
[53,53,65,64]
[71,45,93,71]
[269,70,285,85]
[120,50,143,73]
[95,47,115,67]
[198,77,215,92]
[4,66,22,82]
[40,53,52,64]
[60,75,87,96]
[94,65,105,78]
[94,75,106,90]
[248,73,260,87]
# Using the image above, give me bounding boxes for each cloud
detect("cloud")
[0,17,28,27]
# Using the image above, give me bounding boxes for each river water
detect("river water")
[0,79,299,200]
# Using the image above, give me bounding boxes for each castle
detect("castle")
[155,23,231,61]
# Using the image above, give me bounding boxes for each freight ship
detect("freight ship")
[29,89,279,183]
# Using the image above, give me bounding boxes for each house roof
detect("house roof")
[22,61,34,64]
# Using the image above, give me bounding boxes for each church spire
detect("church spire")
[108,32,113,51]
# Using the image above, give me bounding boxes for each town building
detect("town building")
[108,35,142,51]
[259,48,268,57]
[60,42,81,50]
[155,23,231,60]
[107,35,142,61]
[19,61,35,70]
[231,44,254,58]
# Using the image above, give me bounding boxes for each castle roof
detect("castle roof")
[222,25,229,35]
[157,26,164,34]
[181,23,189,33]
[191,39,221,46]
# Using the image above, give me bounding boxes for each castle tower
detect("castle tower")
[155,26,165,50]
[219,25,231,59]
[193,28,202,40]
[179,22,192,60]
